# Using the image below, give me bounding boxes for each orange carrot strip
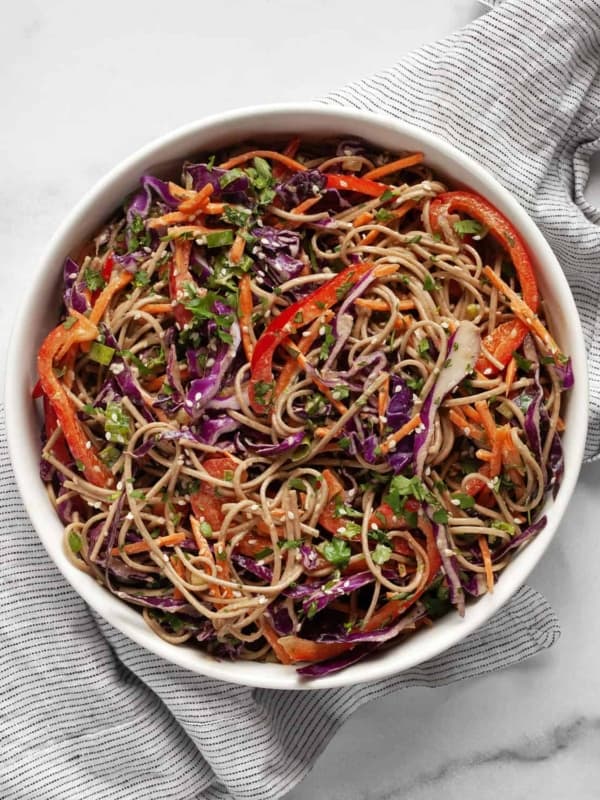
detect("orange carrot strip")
[275,312,334,395]
[229,233,246,265]
[361,229,380,247]
[218,149,306,173]
[556,417,565,432]
[261,621,293,665]
[147,211,189,229]
[353,211,374,228]
[482,266,563,359]
[171,555,186,600]
[505,357,517,395]
[373,263,401,278]
[291,196,322,216]
[392,199,417,219]
[380,414,422,455]
[239,274,255,362]
[363,153,424,180]
[475,449,493,462]
[178,183,214,215]
[479,535,495,593]
[272,137,301,179]
[111,532,186,557]
[378,373,390,435]
[475,400,497,447]
[449,409,486,442]
[204,202,226,215]
[462,405,483,424]
[144,375,166,392]
[141,303,174,315]
[89,270,133,326]
[354,297,416,312]
[294,352,348,415]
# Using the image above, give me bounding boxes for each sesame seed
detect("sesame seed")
[116,481,123,491]
[85,441,92,450]
[125,512,134,520]
[287,511,295,520]
[451,498,460,506]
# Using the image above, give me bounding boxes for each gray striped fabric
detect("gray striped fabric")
[1,0,597,798]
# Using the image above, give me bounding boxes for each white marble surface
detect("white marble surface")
[3,1,600,798]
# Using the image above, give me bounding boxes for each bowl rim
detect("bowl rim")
[5,102,588,690]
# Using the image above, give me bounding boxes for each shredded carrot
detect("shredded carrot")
[55,310,98,361]
[479,535,495,593]
[373,263,401,278]
[178,183,214,215]
[354,297,416,312]
[556,416,565,432]
[463,405,483,424]
[170,555,186,600]
[449,408,485,442]
[379,414,422,455]
[239,274,255,362]
[475,400,497,447]
[392,199,417,220]
[275,312,333,395]
[378,373,390,435]
[144,375,166,392]
[229,233,246,265]
[203,202,226,215]
[147,211,189,229]
[261,621,293,664]
[218,149,307,173]
[290,196,322,216]
[363,152,424,180]
[315,426,334,439]
[140,303,174,315]
[353,211,374,228]
[90,270,133,326]
[272,137,301,180]
[360,229,380,247]
[111,532,186,557]
[475,449,493,462]
[482,266,563,358]
[505,357,517,395]
[294,351,349,415]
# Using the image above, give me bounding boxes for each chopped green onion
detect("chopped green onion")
[206,230,235,249]
[88,341,116,367]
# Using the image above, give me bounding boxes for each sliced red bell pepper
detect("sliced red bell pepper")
[168,239,194,329]
[325,173,388,198]
[38,320,114,487]
[248,261,374,414]
[43,394,71,465]
[101,252,115,283]
[429,191,539,375]
[190,454,239,531]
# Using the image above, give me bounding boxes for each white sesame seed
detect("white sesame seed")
[85,441,92,450]
[125,512,134,520]
[116,481,123,491]
[287,511,295,521]
[370,522,378,530]
[451,498,461,506]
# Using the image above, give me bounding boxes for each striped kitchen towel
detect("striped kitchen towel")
[1,1,597,799]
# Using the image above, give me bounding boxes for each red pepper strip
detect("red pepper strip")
[38,320,114,487]
[32,378,43,399]
[318,469,346,535]
[248,261,374,415]
[325,173,388,198]
[190,454,240,531]
[43,394,71,465]
[168,239,194,329]
[429,191,539,375]
[101,252,115,283]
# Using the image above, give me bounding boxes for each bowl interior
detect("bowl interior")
[5,104,588,689]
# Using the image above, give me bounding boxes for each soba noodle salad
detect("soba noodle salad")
[36,138,573,676]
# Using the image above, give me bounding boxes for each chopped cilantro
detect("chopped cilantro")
[451,493,476,509]
[317,539,351,570]
[83,265,106,291]
[423,274,441,292]
[453,219,484,237]
[372,543,392,565]
[514,352,532,372]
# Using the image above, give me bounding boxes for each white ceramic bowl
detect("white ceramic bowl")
[6,103,588,690]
